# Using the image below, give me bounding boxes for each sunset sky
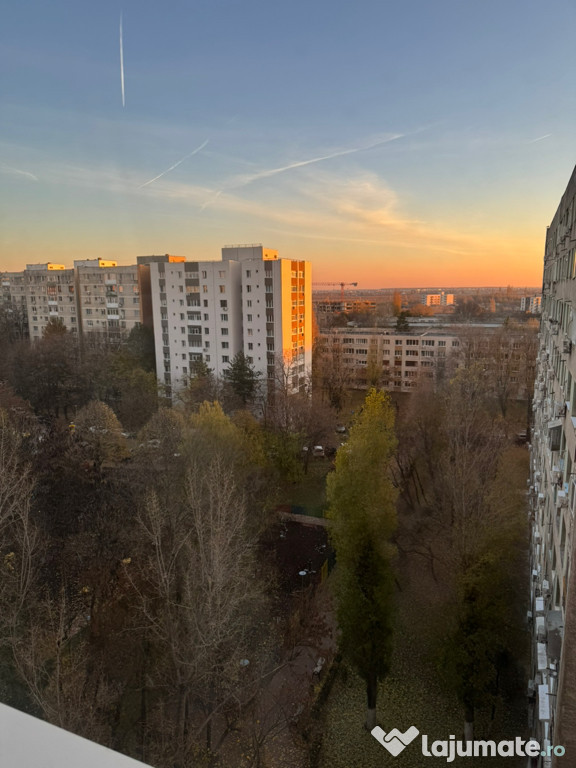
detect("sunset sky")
[2,0,575,287]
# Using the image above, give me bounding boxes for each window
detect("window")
[246,270,251,277]
[203,285,208,293]
[248,342,253,350]
[247,300,252,307]
[219,285,226,293]
[221,328,229,336]
[218,270,226,278]
[201,270,207,278]
[220,300,227,309]
[204,313,209,320]
[247,329,253,336]
[246,285,252,293]
[220,314,228,321]
[204,328,209,334]
[247,314,252,322]
[222,341,229,349]
[222,355,229,363]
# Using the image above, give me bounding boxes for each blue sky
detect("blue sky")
[1,0,575,286]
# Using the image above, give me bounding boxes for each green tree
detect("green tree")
[395,312,410,332]
[74,400,128,468]
[327,389,398,729]
[179,359,221,412]
[222,352,261,409]
[441,447,528,739]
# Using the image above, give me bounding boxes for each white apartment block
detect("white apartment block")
[74,259,141,339]
[421,291,454,306]
[318,327,459,391]
[13,260,142,341]
[24,263,77,340]
[522,295,543,314]
[530,165,576,763]
[147,245,312,399]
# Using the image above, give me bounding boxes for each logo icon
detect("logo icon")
[371,725,420,756]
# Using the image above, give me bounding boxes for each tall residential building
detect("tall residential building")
[13,260,142,341]
[521,295,543,314]
[146,245,312,398]
[530,165,576,764]
[74,259,141,340]
[24,263,77,340]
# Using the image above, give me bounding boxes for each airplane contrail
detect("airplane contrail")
[528,133,552,144]
[120,13,125,107]
[200,133,404,209]
[239,134,404,186]
[138,139,210,189]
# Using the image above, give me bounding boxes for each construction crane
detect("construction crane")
[312,281,358,302]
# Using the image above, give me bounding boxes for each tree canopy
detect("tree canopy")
[327,388,398,729]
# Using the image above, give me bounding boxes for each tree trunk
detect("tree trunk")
[365,674,378,730]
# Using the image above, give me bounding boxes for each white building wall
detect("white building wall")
[149,246,312,399]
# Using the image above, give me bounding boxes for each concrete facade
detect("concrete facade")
[147,245,312,399]
[530,165,576,765]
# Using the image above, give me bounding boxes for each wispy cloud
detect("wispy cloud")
[0,164,38,182]
[201,132,404,208]
[138,139,209,189]
[528,134,552,144]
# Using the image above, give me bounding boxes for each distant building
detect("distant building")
[318,326,459,392]
[521,295,542,314]
[24,263,77,339]
[146,245,312,399]
[20,260,142,341]
[421,291,454,307]
[530,164,576,763]
[74,259,142,340]
[1,270,29,338]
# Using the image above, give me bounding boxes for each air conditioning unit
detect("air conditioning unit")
[535,471,542,481]
[554,402,567,418]
[557,491,568,508]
